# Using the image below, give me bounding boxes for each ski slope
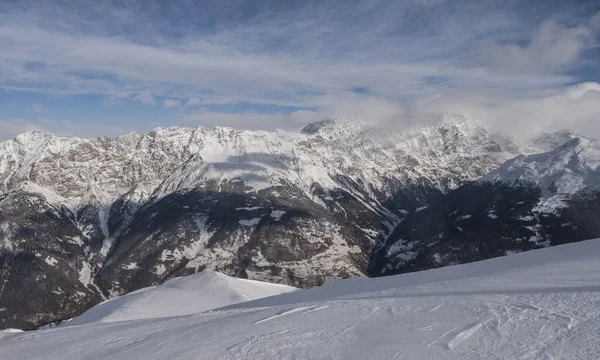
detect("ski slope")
[3,239,600,359]
[68,270,298,325]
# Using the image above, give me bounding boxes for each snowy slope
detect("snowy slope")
[3,239,600,359]
[480,136,600,214]
[68,271,298,325]
[482,137,600,197]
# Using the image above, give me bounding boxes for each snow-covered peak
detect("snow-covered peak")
[530,129,581,153]
[12,129,84,148]
[3,113,589,214]
[481,136,600,197]
[14,129,46,143]
[300,118,336,134]
[300,117,373,139]
[0,114,531,209]
[385,114,523,190]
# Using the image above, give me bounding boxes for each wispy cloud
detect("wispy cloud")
[408,83,600,139]
[163,99,180,108]
[0,0,599,137]
[28,103,46,114]
[134,92,156,105]
[185,97,203,107]
[181,108,320,131]
[0,117,137,140]
[479,17,597,73]
[0,119,45,140]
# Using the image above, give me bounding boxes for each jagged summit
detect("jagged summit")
[0,114,520,201]
[300,118,336,134]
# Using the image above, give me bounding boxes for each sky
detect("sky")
[0,0,599,140]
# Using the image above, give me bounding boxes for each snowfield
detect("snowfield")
[3,239,600,359]
[68,271,298,325]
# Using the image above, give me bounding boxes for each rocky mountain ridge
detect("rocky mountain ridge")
[1,115,597,330]
[374,131,600,276]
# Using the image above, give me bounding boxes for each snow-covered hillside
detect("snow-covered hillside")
[3,239,600,359]
[479,135,600,217]
[68,270,297,325]
[482,136,600,198]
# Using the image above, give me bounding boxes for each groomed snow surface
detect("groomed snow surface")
[3,240,600,359]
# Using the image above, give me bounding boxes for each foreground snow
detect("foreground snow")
[68,271,298,325]
[3,240,600,359]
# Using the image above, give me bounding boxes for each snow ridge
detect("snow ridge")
[68,270,297,325]
[0,115,523,206]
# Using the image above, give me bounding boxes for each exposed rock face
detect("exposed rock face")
[2,115,597,330]
[0,190,103,330]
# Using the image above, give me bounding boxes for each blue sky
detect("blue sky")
[0,0,599,139]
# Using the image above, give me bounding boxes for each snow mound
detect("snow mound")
[68,270,298,325]
[3,239,600,359]
[0,328,24,340]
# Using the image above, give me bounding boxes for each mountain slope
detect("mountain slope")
[2,239,600,359]
[0,190,104,329]
[482,136,600,210]
[0,115,525,329]
[374,133,600,276]
[484,136,600,194]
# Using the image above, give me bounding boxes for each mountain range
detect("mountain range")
[1,114,599,330]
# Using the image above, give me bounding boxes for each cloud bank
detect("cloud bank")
[0,0,599,139]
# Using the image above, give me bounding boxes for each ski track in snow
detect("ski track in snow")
[252,305,329,325]
[3,239,600,359]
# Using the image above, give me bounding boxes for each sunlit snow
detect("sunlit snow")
[3,239,600,359]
